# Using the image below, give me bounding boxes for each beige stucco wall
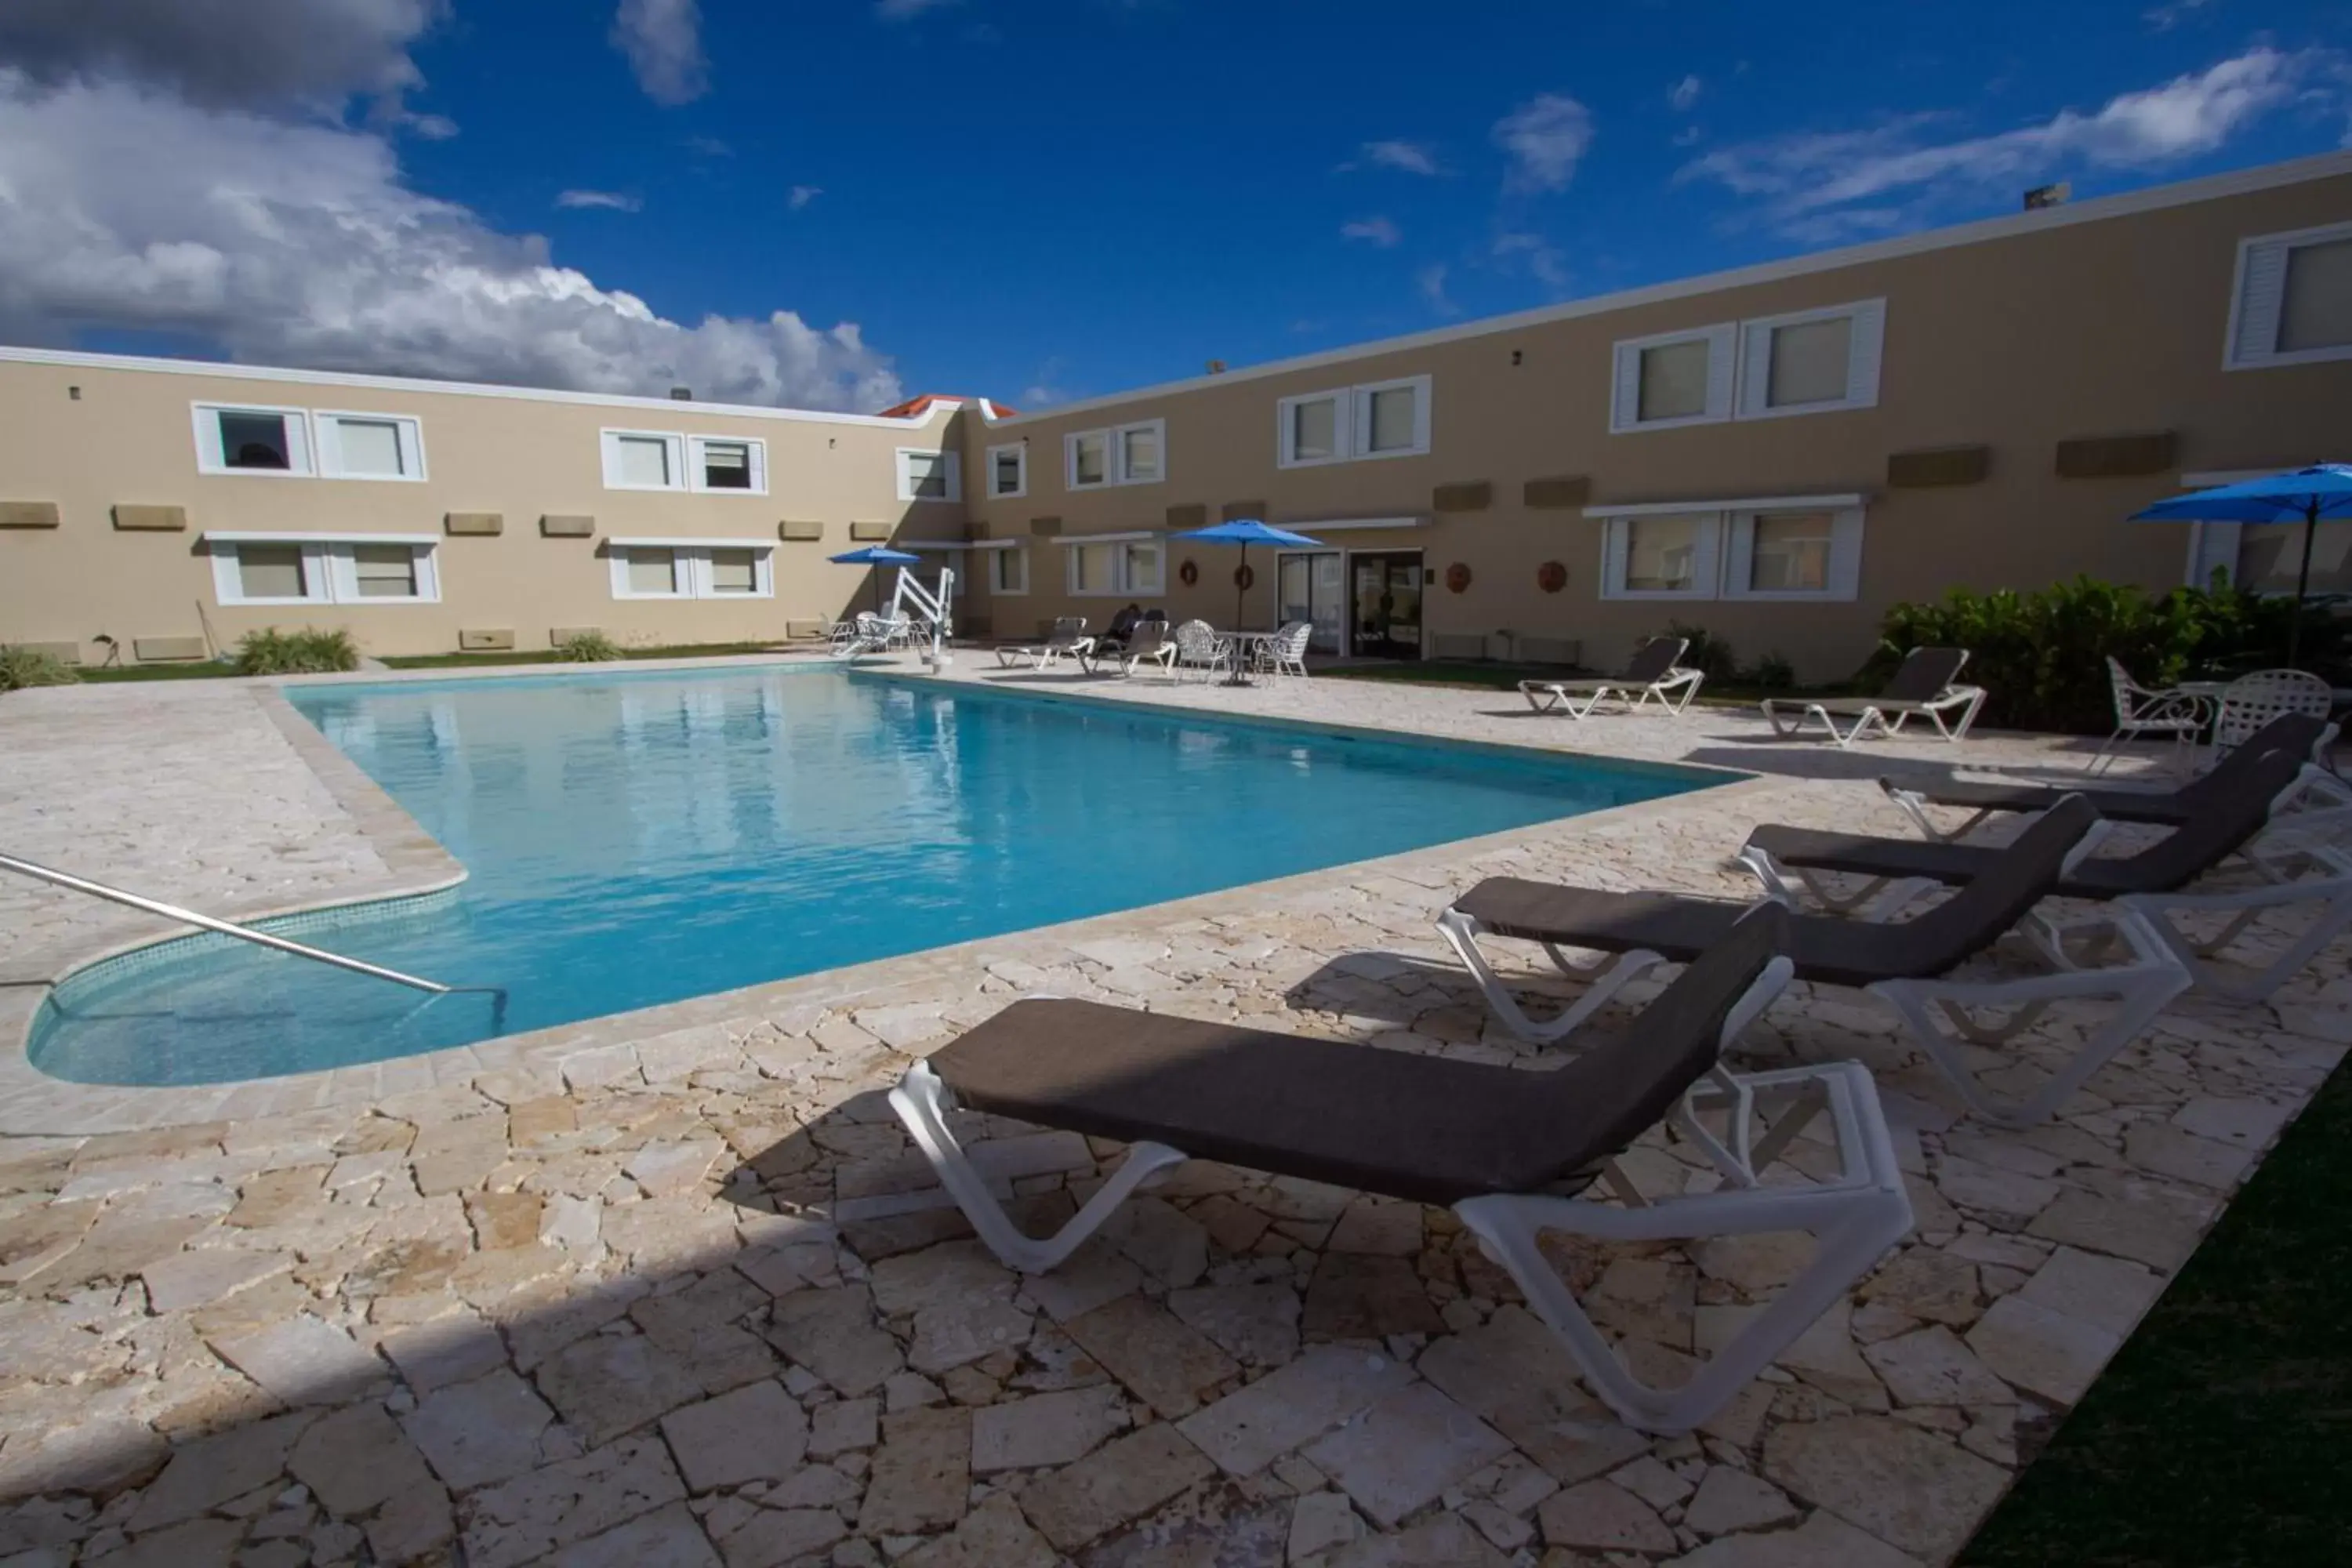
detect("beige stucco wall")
[964,163,2352,680]
[0,363,969,662]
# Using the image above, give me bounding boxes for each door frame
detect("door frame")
[1276,548,1348,655]
[1345,546,1425,659]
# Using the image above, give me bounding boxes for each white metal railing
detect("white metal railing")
[1,851,505,1017]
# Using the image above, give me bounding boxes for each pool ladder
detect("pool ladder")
[1,851,507,1025]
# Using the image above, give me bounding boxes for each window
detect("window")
[193,404,313,475]
[205,535,440,606]
[1736,301,1884,418]
[608,541,775,600]
[1065,535,1161,595]
[987,443,1027,499]
[692,437,767,494]
[1610,326,1734,432]
[602,430,685,490]
[989,547,1029,595]
[1277,376,1431,466]
[314,412,426,481]
[2227,222,2352,369]
[1595,499,1864,601]
[1065,419,1166,488]
[897,448,962,503]
[2189,519,2352,595]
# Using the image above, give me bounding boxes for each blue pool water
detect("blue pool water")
[31,667,1725,1085]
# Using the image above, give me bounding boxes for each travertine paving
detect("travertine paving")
[1,657,2344,1567]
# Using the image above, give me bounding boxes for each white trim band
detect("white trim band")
[603,535,780,550]
[199,531,441,546]
[1584,492,1867,518]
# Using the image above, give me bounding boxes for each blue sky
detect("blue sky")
[2,1,2347,411]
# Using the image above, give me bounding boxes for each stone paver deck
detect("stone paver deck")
[2,655,2345,1567]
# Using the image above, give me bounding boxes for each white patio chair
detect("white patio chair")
[1171,619,1232,684]
[2087,656,2210,775]
[829,612,907,658]
[2212,669,2332,764]
[1263,621,1312,679]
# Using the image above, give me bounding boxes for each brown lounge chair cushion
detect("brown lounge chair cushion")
[1886,712,2326,826]
[1757,747,2303,898]
[1454,797,2096,989]
[926,905,1788,1210]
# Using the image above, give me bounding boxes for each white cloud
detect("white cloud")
[1340,216,1400,247]
[557,189,641,212]
[0,73,902,412]
[0,0,445,111]
[1671,125,1703,147]
[877,0,962,20]
[612,0,707,106]
[1493,93,1594,193]
[789,185,822,211]
[1669,74,1702,112]
[1355,139,1443,176]
[1417,263,1457,315]
[2144,0,2212,31]
[1491,231,1567,289]
[1680,48,2321,233]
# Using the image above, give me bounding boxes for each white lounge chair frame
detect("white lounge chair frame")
[1523,667,1707,720]
[1762,683,1987,747]
[1438,897,2194,1127]
[996,617,1093,670]
[1883,742,2350,850]
[891,960,1918,1433]
[2117,843,2352,1004]
[2089,656,2210,775]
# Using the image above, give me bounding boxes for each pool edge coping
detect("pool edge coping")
[0,671,1781,1131]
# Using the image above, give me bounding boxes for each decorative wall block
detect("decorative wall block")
[2055,431,2178,479]
[1886,445,1991,488]
[1165,503,1208,529]
[1029,516,1064,538]
[1522,476,1592,510]
[14,641,82,663]
[112,505,187,532]
[778,519,826,540]
[549,626,601,645]
[849,521,892,542]
[0,501,60,528]
[445,512,504,535]
[1221,499,1266,523]
[132,636,206,661]
[1433,481,1492,514]
[540,514,595,537]
[785,619,829,639]
[458,629,515,652]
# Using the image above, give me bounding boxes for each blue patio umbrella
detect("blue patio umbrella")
[2132,464,2352,667]
[829,544,923,614]
[1168,519,1327,632]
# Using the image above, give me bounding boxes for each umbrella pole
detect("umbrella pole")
[2289,499,2318,671]
[1234,543,1249,632]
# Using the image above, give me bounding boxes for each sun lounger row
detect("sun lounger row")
[884,711,2352,1433]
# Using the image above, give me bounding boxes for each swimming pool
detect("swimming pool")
[31,666,1727,1085]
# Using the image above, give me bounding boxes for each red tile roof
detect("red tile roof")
[874,394,1015,420]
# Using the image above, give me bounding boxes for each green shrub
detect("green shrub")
[0,645,81,692]
[1748,650,1797,691]
[233,627,361,676]
[1865,576,2349,733]
[554,630,624,662]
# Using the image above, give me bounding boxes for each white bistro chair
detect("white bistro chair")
[1171,620,1232,684]
[2088,656,2210,774]
[2212,669,2333,764]
[1262,622,1313,679]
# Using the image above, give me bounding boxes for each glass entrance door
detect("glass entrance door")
[1277,551,1346,655]
[1350,552,1423,659]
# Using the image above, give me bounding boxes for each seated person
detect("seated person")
[1094,603,1145,652]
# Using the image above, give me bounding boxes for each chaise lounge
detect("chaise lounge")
[1761,646,1986,747]
[996,616,1094,670]
[1436,798,2193,1126]
[889,904,1915,1432]
[1519,636,1704,718]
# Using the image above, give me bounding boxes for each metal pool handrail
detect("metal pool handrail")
[0,850,499,1006]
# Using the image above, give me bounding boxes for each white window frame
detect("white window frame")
[311,410,427,482]
[605,539,777,601]
[1734,300,1886,419]
[192,402,314,477]
[202,532,441,607]
[1065,419,1166,488]
[1062,531,1161,597]
[1277,375,1433,467]
[1721,506,1866,601]
[988,546,1029,595]
[897,448,963,503]
[1609,324,1737,434]
[688,435,769,496]
[601,429,688,492]
[986,442,1028,500]
[2225,220,2352,371]
[1591,495,1866,602]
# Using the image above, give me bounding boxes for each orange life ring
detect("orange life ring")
[1178,558,1199,586]
[1445,561,1472,593]
[1234,563,1255,590]
[1537,560,1567,593]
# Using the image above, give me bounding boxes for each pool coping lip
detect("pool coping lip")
[0,660,1779,1131]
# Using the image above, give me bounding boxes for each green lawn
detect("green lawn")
[1959,1053,2352,1566]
